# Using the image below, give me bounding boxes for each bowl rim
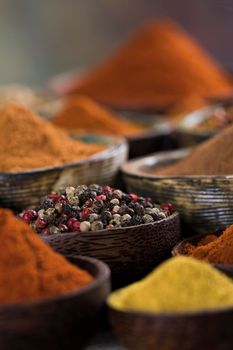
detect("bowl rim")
[122,148,233,180]
[172,231,233,269]
[0,134,127,176]
[174,104,221,135]
[42,211,179,241]
[108,300,233,319]
[0,255,110,312]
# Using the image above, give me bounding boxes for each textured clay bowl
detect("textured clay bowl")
[0,135,128,211]
[0,255,111,350]
[44,212,181,287]
[122,148,233,234]
[108,303,233,350]
[172,232,233,278]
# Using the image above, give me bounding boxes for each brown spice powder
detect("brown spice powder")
[153,123,233,175]
[0,102,104,172]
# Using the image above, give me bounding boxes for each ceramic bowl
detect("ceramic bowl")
[122,148,233,234]
[108,303,233,350]
[0,255,111,350]
[172,232,233,278]
[44,212,181,287]
[0,135,128,211]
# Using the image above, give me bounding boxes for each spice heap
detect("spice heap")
[108,256,233,313]
[67,20,232,109]
[0,102,103,172]
[52,95,141,136]
[185,224,233,264]
[0,208,93,305]
[153,123,233,175]
[21,184,173,235]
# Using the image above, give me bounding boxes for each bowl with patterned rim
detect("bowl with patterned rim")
[0,134,128,211]
[122,148,233,234]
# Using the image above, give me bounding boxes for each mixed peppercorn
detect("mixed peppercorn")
[21,184,174,235]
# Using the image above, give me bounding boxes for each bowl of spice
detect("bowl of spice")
[0,102,128,211]
[108,256,233,350]
[172,223,233,278]
[51,94,174,159]
[0,208,110,350]
[51,20,233,111]
[21,184,181,287]
[174,102,233,147]
[122,124,233,234]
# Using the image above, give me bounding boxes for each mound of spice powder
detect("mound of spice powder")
[0,208,93,305]
[185,224,233,264]
[0,102,104,172]
[108,256,233,313]
[21,184,173,235]
[153,123,233,175]
[168,95,207,119]
[66,20,232,109]
[52,95,141,136]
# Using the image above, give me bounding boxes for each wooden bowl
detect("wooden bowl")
[0,255,111,350]
[108,303,233,350]
[122,148,233,234]
[172,233,233,278]
[0,135,128,211]
[44,212,181,287]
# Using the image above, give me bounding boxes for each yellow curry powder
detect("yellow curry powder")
[108,257,233,313]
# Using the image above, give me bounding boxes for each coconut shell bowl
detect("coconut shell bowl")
[108,299,233,350]
[0,255,110,350]
[0,135,128,211]
[44,212,181,288]
[172,232,233,278]
[122,148,233,234]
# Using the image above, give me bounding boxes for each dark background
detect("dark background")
[0,0,232,85]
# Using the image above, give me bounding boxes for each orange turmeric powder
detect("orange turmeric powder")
[67,20,232,110]
[52,95,141,136]
[0,102,104,172]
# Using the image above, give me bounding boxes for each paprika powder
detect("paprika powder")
[0,208,93,305]
[69,20,232,110]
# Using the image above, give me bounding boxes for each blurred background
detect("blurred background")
[0,0,232,85]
